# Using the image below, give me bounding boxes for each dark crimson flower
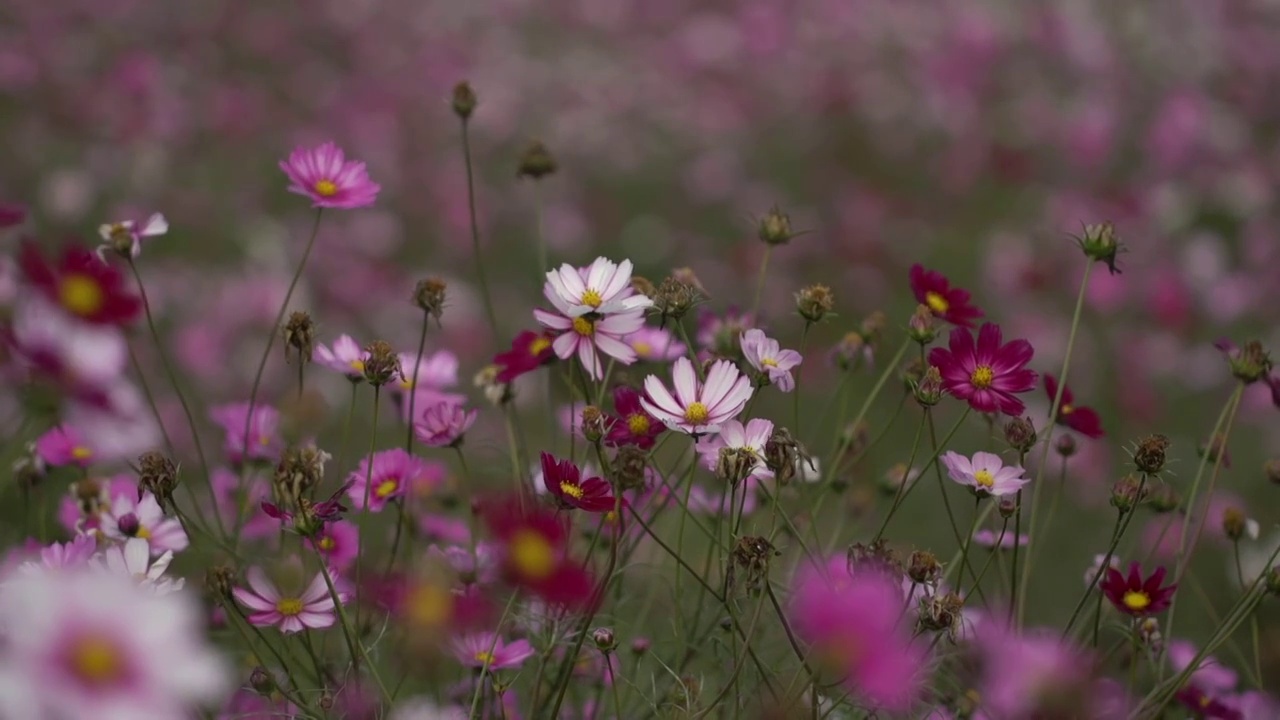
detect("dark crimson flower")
[929,323,1037,416]
[605,386,664,450]
[18,241,141,325]
[1174,685,1243,720]
[909,264,984,328]
[1043,374,1105,438]
[482,496,594,608]
[493,330,556,383]
[1101,562,1176,617]
[0,203,25,228]
[541,452,615,513]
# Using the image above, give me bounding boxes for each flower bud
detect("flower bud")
[998,497,1017,519]
[592,627,617,653]
[758,205,796,246]
[1055,434,1077,458]
[1110,475,1147,513]
[516,140,557,179]
[907,550,941,584]
[137,451,178,507]
[1132,434,1171,475]
[1225,340,1272,384]
[1075,221,1124,275]
[912,366,944,407]
[413,278,448,321]
[451,82,477,119]
[1222,507,1248,541]
[282,311,315,364]
[1265,459,1280,485]
[1147,484,1181,513]
[630,637,650,656]
[249,666,276,696]
[907,304,936,345]
[1004,416,1037,453]
[795,284,834,324]
[362,340,402,387]
[581,406,605,444]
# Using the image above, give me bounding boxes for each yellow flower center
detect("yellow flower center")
[474,650,495,666]
[510,529,556,580]
[627,413,651,435]
[258,435,271,446]
[71,446,93,461]
[59,275,105,317]
[605,510,618,524]
[1061,404,1074,415]
[973,470,994,488]
[68,635,124,686]
[313,179,338,197]
[632,340,652,358]
[572,317,594,336]
[375,478,400,498]
[406,584,451,627]
[970,365,995,388]
[349,359,365,374]
[135,526,151,540]
[1122,590,1150,612]
[559,482,584,499]
[683,402,709,424]
[925,291,950,315]
[318,536,336,551]
[530,337,552,356]
[276,598,304,616]
[761,357,779,368]
[581,289,603,308]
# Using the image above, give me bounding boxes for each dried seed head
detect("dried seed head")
[1004,416,1037,453]
[205,564,236,603]
[413,278,448,321]
[729,535,779,592]
[1132,434,1171,475]
[1265,459,1280,485]
[580,405,606,444]
[758,205,797,246]
[652,276,700,322]
[907,304,936,345]
[591,627,616,653]
[795,284,834,324]
[630,276,656,298]
[917,592,964,635]
[451,82,477,119]
[846,539,902,578]
[516,140,557,179]
[907,550,941,584]
[273,444,331,506]
[282,311,316,364]
[1074,221,1125,275]
[1227,340,1272,384]
[13,442,45,489]
[1110,475,1148,513]
[362,340,402,387]
[1222,507,1248,541]
[137,451,178,506]
[716,447,758,486]
[764,427,802,485]
[912,365,944,407]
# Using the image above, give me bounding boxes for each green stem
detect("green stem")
[353,386,381,643]
[750,246,773,320]
[460,118,499,339]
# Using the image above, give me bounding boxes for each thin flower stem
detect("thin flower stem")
[126,343,176,454]
[469,591,521,717]
[792,324,809,436]
[353,385,381,639]
[1016,260,1094,628]
[962,520,1009,604]
[1008,488,1022,623]
[674,320,705,382]
[870,409,927,543]
[955,498,984,597]
[315,562,392,703]
[821,337,911,476]
[750,246,772,320]
[336,381,359,472]
[1061,477,1145,640]
[604,653,625,720]
[404,311,431,453]
[695,587,769,718]
[926,409,982,587]
[627,505,723,603]
[941,502,996,588]
[532,181,547,283]
[460,119,499,339]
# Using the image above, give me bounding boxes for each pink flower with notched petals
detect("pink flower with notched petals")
[941,451,1029,497]
[741,329,803,392]
[312,521,359,571]
[233,567,339,634]
[534,257,652,380]
[16,535,97,575]
[623,327,686,362]
[697,418,775,480]
[347,449,432,512]
[315,334,366,381]
[414,402,477,448]
[35,425,96,468]
[929,323,1037,416]
[395,350,458,395]
[450,633,535,671]
[641,357,753,436]
[279,141,380,209]
[210,402,283,464]
[101,491,188,555]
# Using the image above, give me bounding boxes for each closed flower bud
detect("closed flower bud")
[1222,507,1247,541]
[249,666,276,696]
[1055,434,1077,458]
[1265,459,1280,485]
[413,278,448,321]
[362,340,402,387]
[205,565,236,603]
[451,82,477,119]
[1110,475,1147,512]
[137,451,178,507]
[282,311,315,364]
[998,497,1017,519]
[912,365,944,407]
[1004,416,1037,453]
[1132,434,1171,475]
[795,284,834,324]
[1075,221,1125,275]
[907,550,941,584]
[1147,484,1181,513]
[613,445,648,491]
[592,627,617,653]
[758,205,796,246]
[581,405,606,444]
[516,140,557,179]
[319,691,334,710]
[630,637,650,656]
[907,304,936,345]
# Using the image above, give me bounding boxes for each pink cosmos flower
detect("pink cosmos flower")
[315,334,366,381]
[427,544,499,586]
[34,425,96,468]
[1167,640,1237,694]
[348,449,432,512]
[696,418,775,481]
[96,212,168,261]
[233,567,339,634]
[975,623,1096,719]
[312,521,359,571]
[641,357,753,436]
[60,382,161,464]
[58,476,136,535]
[414,402,477,448]
[100,490,189,555]
[9,297,127,404]
[929,323,1037,416]
[623,327,686,362]
[211,469,275,541]
[16,535,97,575]
[395,350,459,395]
[534,257,652,380]
[210,402,283,464]
[941,451,1030,497]
[788,556,925,711]
[450,633,535,671]
[0,568,229,718]
[279,141,380,209]
[740,328,803,392]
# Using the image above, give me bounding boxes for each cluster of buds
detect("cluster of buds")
[413,278,448,323]
[1132,434,1171,475]
[282,311,315,364]
[795,284,834,324]
[1074,221,1125,275]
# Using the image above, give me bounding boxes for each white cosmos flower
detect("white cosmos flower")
[95,538,185,596]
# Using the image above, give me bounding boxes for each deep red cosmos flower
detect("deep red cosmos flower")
[928,323,1037,416]
[0,203,25,228]
[1043,374,1105,438]
[605,386,664,450]
[1174,686,1243,720]
[481,496,594,608]
[1100,562,1177,617]
[19,242,141,325]
[493,330,556,383]
[541,452,616,513]
[909,264,984,328]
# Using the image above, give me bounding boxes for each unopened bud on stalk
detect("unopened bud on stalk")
[1132,434,1171,475]
[1004,416,1037,453]
[907,304,936,345]
[1075,221,1124,275]
[451,82,477,119]
[516,140,557,179]
[795,284,834,324]
[1110,475,1147,513]
[1147,484,1181,513]
[318,691,334,710]
[580,406,605,444]
[249,666,276,696]
[1225,340,1272,384]
[362,341,402,387]
[1222,507,1248,541]
[592,627,617,653]
[137,451,178,507]
[413,278,448,321]
[998,497,1017,519]
[630,637,650,656]
[758,205,797,246]
[282,311,315,364]
[907,550,941,584]
[1265,459,1280,485]
[1055,434,1077,458]
[912,366,944,407]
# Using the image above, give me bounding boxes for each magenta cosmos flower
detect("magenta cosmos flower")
[540,452,615,513]
[605,385,664,449]
[975,623,1097,719]
[279,141,380,209]
[533,257,652,380]
[1100,562,1177,617]
[210,402,283,464]
[34,425,96,468]
[641,357,753,436]
[347,448,433,512]
[233,567,339,634]
[315,334,366,381]
[740,328,803,392]
[414,401,477,448]
[450,633,535,671]
[929,323,1037,416]
[941,451,1030,497]
[909,264,984,327]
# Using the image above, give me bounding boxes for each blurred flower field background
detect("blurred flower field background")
[2,0,1280,718]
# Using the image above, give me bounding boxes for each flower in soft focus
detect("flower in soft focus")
[1044,374,1105,438]
[450,633,535,671]
[0,568,229,718]
[973,529,1029,549]
[210,402,283,464]
[741,328,803,392]
[493,330,556,383]
[101,490,188,555]
[1101,562,1177,616]
[941,451,1030,497]
[278,141,380,209]
[1175,686,1245,720]
[315,334,366,381]
[0,203,24,228]
[389,698,468,720]
[1085,554,1122,587]
[61,382,162,464]
[414,402,477,448]
[929,323,1037,415]
[97,212,168,261]
[641,357,753,436]
[16,535,97,575]
[94,537,184,596]
[34,425,96,468]
[909,264,983,328]
[975,622,1097,719]
[1168,640,1238,696]
[18,242,141,325]
[396,350,458,395]
[347,449,432,512]
[605,386,664,449]
[788,556,924,711]
[233,567,338,634]
[482,496,594,608]
[10,297,128,403]
[623,327,686,362]
[428,544,499,586]
[697,418,775,481]
[58,476,136,536]
[697,307,754,355]
[540,452,615,513]
[534,259,652,380]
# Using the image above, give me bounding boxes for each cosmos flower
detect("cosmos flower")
[9,297,128,403]
[450,633,535,671]
[929,323,1037,416]
[1044,373,1105,438]
[315,334,366,381]
[481,496,593,608]
[93,538,185,596]
[740,329,803,392]
[540,452,615,513]
[604,386,664,449]
[413,402,477,448]
[641,357,753,436]
[100,491,188,555]
[974,622,1098,719]
[34,426,96,468]
[233,567,340,634]
[311,521,359,571]
[941,451,1030,497]
[347,449,432,512]
[696,418,775,482]
[15,535,97,575]
[96,212,168,261]
[493,330,556,383]
[18,242,141,325]
[622,327,686,362]
[1085,554,1122,588]
[534,258,652,380]
[209,402,284,464]
[909,264,984,327]
[395,350,458,395]
[279,141,380,209]
[1100,562,1177,616]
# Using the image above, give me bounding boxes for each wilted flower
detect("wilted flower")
[641,357,753,436]
[929,323,1037,416]
[279,141,380,209]
[96,212,168,261]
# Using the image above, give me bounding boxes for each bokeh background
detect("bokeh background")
[4,0,1280,690]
